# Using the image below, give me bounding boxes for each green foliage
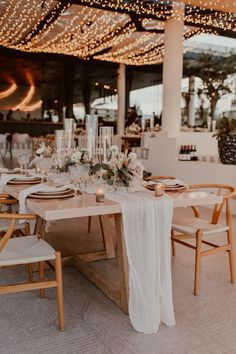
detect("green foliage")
[213,117,236,139]
[89,162,132,187]
[196,52,236,119]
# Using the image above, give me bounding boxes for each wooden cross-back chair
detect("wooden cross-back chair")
[171,184,236,295]
[0,194,30,237]
[0,193,18,212]
[0,213,64,330]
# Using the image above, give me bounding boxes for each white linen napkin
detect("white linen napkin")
[0,174,21,193]
[108,190,175,334]
[18,183,73,215]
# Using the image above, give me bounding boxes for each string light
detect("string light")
[0,81,17,99]
[0,1,234,66]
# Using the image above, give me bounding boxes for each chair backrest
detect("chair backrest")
[189,184,236,225]
[0,194,18,212]
[0,213,36,252]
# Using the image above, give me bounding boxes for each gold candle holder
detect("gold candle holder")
[96,188,105,202]
[155,183,165,197]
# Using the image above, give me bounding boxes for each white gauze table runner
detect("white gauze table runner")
[108,190,175,334]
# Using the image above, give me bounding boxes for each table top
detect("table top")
[5,184,223,221]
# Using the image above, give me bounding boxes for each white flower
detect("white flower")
[71,150,82,163]
[110,145,119,157]
[36,146,45,156]
[128,152,137,161]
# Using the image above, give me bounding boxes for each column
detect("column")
[187,75,195,127]
[162,2,185,134]
[117,63,126,134]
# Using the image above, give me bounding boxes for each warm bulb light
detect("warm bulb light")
[0,82,17,99]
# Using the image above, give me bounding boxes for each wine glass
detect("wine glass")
[69,167,81,196]
[17,154,30,175]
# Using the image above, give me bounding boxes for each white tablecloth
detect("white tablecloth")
[108,190,175,334]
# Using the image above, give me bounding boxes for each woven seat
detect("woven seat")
[172,217,229,237]
[0,235,55,266]
[171,184,236,296]
[0,213,64,330]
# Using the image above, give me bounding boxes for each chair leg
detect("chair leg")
[88,216,92,233]
[227,229,235,283]
[24,222,30,236]
[194,231,202,296]
[28,264,33,283]
[171,229,175,257]
[39,262,45,298]
[55,251,64,331]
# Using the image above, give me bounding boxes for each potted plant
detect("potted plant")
[213,117,236,164]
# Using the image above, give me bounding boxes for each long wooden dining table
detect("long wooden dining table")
[5,184,223,314]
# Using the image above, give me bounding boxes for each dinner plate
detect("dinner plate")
[144,184,187,192]
[164,185,187,191]
[35,188,72,196]
[12,175,40,181]
[35,187,72,195]
[8,179,41,185]
[29,190,74,199]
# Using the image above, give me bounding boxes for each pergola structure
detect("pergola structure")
[0,0,235,66]
[0,0,235,131]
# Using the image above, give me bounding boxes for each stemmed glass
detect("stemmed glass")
[69,165,90,197]
[17,154,30,175]
[37,158,53,182]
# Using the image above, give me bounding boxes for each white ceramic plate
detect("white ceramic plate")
[35,188,72,195]
[29,191,74,199]
[12,175,40,181]
[8,179,41,185]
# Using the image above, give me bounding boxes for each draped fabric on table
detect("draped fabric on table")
[108,191,175,334]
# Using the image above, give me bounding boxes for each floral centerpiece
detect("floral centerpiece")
[53,147,87,172]
[90,145,144,189]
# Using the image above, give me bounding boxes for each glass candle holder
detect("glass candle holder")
[155,183,165,197]
[141,118,146,132]
[64,118,74,150]
[95,187,105,202]
[150,117,154,131]
[99,126,114,162]
[55,130,65,153]
[86,115,98,161]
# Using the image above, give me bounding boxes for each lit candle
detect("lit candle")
[150,117,154,131]
[96,188,105,202]
[155,183,165,197]
[141,118,145,132]
[103,136,107,162]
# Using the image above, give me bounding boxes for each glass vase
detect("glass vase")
[99,126,114,162]
[86,115,98,161]
[64,118,74,151]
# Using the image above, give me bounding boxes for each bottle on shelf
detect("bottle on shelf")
[191,145,198,161]
[179,145,198,161]
[179,145,183,161]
